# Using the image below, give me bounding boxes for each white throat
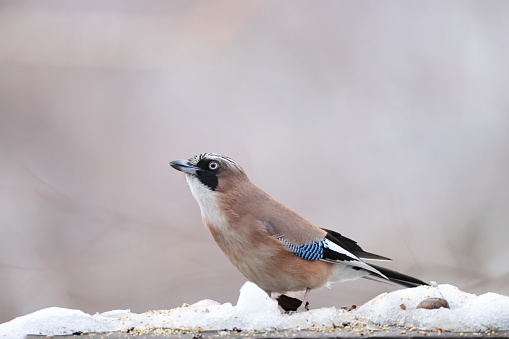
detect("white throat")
[185,175,228,229]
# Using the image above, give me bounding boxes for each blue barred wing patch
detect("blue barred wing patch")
[278,237,328,261]
[278,235,390,279]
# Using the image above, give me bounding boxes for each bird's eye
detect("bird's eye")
[208,161,219,170]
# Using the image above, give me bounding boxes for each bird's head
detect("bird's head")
[170,153,246,195]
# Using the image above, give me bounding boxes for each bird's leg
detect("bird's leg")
[300,287,311,311]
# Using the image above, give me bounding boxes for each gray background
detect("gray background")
[1,0,509,323]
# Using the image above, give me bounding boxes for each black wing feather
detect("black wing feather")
[322,228,392,261]
[366,264,429,287]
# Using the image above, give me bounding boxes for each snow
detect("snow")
[1,282,508,338]
[355,284,509,331]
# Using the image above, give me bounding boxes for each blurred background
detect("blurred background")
[1,0,509,323]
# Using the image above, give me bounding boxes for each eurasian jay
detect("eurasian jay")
[170,153,427,309]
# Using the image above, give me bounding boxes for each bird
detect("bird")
[170,152,428,310]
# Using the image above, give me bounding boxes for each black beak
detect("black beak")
[170,159,200,175]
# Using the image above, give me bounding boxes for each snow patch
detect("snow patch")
[1,282,508,338]
[354,284,509,331]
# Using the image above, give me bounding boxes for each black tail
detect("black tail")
[366,264,429,288]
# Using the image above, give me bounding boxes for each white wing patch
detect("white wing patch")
[323,239,388,279]
[324,239,361,261]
